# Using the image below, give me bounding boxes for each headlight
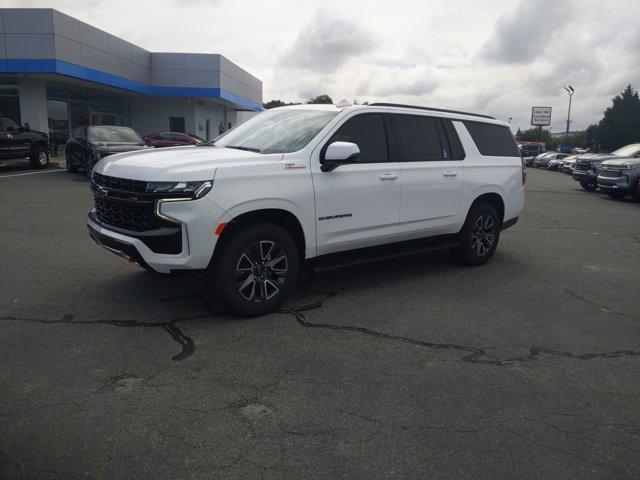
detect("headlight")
[146,180,213,199]
[620,164,639,170]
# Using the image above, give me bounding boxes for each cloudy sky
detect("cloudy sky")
[9,0,640,131]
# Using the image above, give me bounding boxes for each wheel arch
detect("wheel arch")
[29,140,48,155]
[467,191,505,224]
[213,207,309,265]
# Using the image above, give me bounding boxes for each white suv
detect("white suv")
[88,103,525,316]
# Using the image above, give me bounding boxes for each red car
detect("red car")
[143,132,203,148]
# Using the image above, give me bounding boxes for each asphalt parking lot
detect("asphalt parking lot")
[1,164,639,479]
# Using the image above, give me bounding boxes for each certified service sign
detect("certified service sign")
[531,106,552,126]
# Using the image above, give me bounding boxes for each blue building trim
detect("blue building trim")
[2,59,262,111]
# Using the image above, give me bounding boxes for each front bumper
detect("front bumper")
[87,195,227,273]
[597,174,634,193]
[572,169,597,183]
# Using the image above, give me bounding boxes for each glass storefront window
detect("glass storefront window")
[45,81,133,152]
[0,78,21,123]
[46,82,67,100]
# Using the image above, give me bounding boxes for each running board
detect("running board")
[309,236,461,273]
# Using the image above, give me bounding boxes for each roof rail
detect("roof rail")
[368,103,495,120]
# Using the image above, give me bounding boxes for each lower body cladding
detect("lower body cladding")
[87,196,225,273]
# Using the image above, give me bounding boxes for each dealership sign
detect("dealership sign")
[531,107,552,126]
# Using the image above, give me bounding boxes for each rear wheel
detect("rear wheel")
[211,222,300,317]
[29,145,49,169]
[453,202,501,266]
[580,181,597,191]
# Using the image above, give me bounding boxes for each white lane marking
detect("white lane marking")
[0,169,65,178]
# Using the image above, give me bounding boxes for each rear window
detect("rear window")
[392,114,443,161]
[464,121,520,157]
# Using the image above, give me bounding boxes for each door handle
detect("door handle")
[379,173,398,180]
[443,170,457,177]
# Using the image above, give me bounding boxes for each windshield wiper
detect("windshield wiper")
[225,145,262,153]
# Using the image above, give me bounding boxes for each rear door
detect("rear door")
[311,111,401,254]
[392,114,465,236]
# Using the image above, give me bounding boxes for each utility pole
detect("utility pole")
[564,85,574,143]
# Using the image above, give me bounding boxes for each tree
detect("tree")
[584,124,599,151]
[307,94,333,104]
[595,84,640,151]
[263,99,287,109]
[515,127,558,149]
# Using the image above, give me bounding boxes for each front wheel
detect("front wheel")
[30,145,49,169]
[454,202,501,266]
[607,191,625,200]
[580,181,597,191]
[66,152,78,173]
[210,222,300,317]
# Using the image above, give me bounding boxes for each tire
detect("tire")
[210,221,300,317]
[607,191,625,200]
[580,181,597,191]
[454,202,501,266]
[29,145,49,169]
[66,152,78,173]
[85,153,95,179]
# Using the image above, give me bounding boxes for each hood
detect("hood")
[96,143,150,154]
[601,158,640,167]
[95,145,283,181]
[576,153,620,163]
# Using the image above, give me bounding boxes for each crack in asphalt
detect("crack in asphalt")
[563,288,628,316]
[2,287,638,365]
[0,309,205,361]
[278,288,640,366]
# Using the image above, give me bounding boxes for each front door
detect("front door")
[311,112,401,255]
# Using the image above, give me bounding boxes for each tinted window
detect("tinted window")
[393,114,443,161]
[464,121,520,157]
[327,113,388,163]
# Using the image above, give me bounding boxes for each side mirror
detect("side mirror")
[23,122,30,132]
[321,141,360,172]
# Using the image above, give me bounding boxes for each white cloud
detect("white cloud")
[4,0,640,131]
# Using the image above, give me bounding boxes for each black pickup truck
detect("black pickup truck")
[0,115,49,169]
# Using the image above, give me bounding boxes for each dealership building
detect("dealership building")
[0,8,262,152]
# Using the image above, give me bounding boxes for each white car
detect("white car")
[88,102,525,316]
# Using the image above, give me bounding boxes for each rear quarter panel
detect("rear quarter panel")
[453,121,524,229]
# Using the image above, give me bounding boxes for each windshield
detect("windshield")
[89,126,142,143]
[211,109,339,154]
[611,144,640,157]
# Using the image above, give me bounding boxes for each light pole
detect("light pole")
[564,85,574,143]
[508,117,513,124]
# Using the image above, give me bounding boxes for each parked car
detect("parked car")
[0,115,49,169]
[531,152,555,168]
[518,142,545,158]
[87,102,525,316]
[546,153,571,171]
[66,126,151,178]
[572,143,640,191]
[597,157,640,201]
[143,131,202,148]
[525,152,547,167]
